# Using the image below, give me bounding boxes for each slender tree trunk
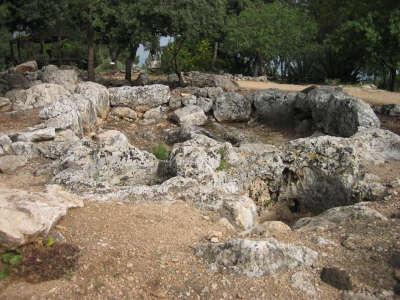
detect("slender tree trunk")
[17,38,22,63]
[125,44,138,81]
[9,41,16,65]
[212,42,219,69]
[87,27,95,81]
[57,35,63,66]
[388,66,397,91]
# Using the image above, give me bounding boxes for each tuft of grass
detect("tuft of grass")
[217,147,229,171]
[152,143,170,160]
[0,251,23,280]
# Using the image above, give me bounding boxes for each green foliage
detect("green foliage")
[161,40,213,73]
[0,251,22,280]
[152,143,170,160]
[217,147,229,171]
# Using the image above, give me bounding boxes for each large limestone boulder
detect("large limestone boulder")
[40,65,79,92]
[183,72,238,92]
[54,130,160,191]
[171,105,208,127]
[251,89,297,125]
[6,83,71,111]
[39,94,97,135]
[219,194,257,230]
[17,127,56,142]
[195,238,318,277]
[109,84,170,110]
[213,92,252,122]
[168,134,238,180]
[181,95,213,113]
[0,185,83,248]
[293,202,388,231]
[295,86,380,137]
[75,81,110,119]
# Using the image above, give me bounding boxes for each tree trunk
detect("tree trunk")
[212,42,219,69]
[125,44,138,81]
[17,38,22,63]
[57,35,63,66]
[87,27,95,81]
[388,66,397,91]
[9,41,16,65]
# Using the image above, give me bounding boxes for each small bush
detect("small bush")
[217,147,229,171]
[152,143,170,160]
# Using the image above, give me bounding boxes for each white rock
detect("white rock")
[171,105,208,127]
[75,81,110,119]
[219,195,257,230]
[109,84,170,109]
[195,238,318,277]
[17,127,56,142]
[6,83,71,111]
[0,185,83,248]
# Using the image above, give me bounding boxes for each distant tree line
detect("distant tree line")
[0,0,399,90]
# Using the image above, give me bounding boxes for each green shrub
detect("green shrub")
[217,147,229,171]
[152,143,170,160]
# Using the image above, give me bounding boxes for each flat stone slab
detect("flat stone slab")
[0,185,83,248]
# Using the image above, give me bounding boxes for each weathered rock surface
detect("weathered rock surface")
[40,65,79,92]
[0,155,27,174]
[75,81,110,118]
[0,96,11,111]
[40,94,97,135]
[109,107,138,121]
[183,72,238,92]
[195,238,318,277]
[251,89,297,125]
[0,185,83,248]
[171,105,208,127]
[14,61,38,73]
[214,92,252,122]
[293,202,388,231]
[182,95,213,113]
[6,83,71,111]
[250,86,380,137]
[35,130,80,159]
[219,195,257,230]
[54,130,160,191]
[17,127,56,142]
[109,84,170,110]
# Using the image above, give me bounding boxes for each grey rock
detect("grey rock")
[54,130,160,192]
[214,92,252,122]
[40,65,79,92]
[252,89,297,125]
[6,83,71,111]
[195,238,318,277]
[293,202,388,231]
[171,105,208,127]
[0,155,27,174]
[182,95,213,113]
[169,96,182,109]
[143,106,167,120]
[11,142,38,159]
[35,130,79,159]
[109,84,170,109]
[17,127,56,142]
[75,81,110,118]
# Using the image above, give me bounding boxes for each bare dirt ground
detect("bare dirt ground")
[236,80,400,106]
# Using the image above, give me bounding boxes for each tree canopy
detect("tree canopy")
[0,0,399,90]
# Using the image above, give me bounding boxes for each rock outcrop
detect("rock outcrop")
[109,84,170,110]
[213,92,252,122]
[6,83,71,111]
[171,105,208,127]
[195,238,318,277]
[0,185,83,248]
[40,65,79,92]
